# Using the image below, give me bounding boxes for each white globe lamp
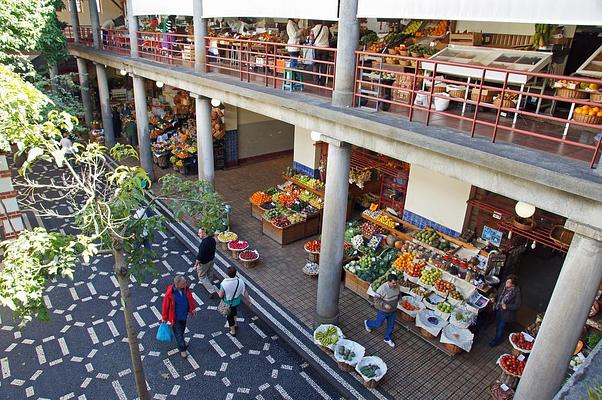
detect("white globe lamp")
[515,202,535,219]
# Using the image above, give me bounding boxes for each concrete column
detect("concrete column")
[193,0,207,73]
[76,58,93,126]
[67,0,80,43]
[332,0,359,108]
[515,228,602,400]
[192,94,214,185]
[126,0,139,57]
[88,0,101,48]
[131,75,155,181]
[314,139,351,326]
[95,63,115,147]
[49,64,59,91]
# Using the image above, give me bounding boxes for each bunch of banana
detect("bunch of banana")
[315,326,339,346]
[533,24,556,49]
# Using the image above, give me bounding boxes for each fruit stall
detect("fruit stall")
[341,208,498,355]
[249,173,325,246]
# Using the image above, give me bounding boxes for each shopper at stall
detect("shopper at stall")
[311,21,331,86]
[364,273,400,347]
[194,227,217,296]
[161,275,197,358]
[112,106,122,138]
[286,19,302,61]
[218,267,250,337]
[124,115,137,147]
[489,274,522,347]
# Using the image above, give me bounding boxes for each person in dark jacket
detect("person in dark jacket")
[111,106,121,137]
[194,227,217,295]
[490,274,521,347]
[161,275,197,358]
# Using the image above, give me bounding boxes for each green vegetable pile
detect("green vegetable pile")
[337,345,356,362]
[359,364,380,379]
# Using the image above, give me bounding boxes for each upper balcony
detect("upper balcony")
[64,23,602,175]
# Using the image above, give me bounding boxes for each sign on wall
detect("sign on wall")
[131,0,193,16]
[357,0,602,25]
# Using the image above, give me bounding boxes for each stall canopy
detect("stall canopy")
[357,0,602,25]
[131,0,193,16]
[202,0,339,20]
[131,0,339,20]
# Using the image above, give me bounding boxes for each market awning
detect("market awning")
[130,0,339,19]
[357,0,602,25]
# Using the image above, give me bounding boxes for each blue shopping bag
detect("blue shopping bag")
[156,322,173,343]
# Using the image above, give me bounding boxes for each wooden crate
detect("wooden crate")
[182,44,195,61]
[450,32,483,46]
[304,213,321,236]
[344,271,370,300]
[250,201,265,220]
[262,218,306,245]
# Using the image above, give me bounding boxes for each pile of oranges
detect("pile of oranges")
[575,105,602,118]
[393,252,413,272]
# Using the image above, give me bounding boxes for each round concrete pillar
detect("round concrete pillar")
[515,232,602,400]
[193,95,214,186]
[67,0,80,43]
[126,0,139,57]
[76,58,93,126]
[314,141,351,326]
[132,75,155,181]
[88,0,101,48]
[95,63,115,147]
[193,0,207,73]
[332,0,359,108]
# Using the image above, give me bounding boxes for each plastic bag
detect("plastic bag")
[313,324,343,350]
[416,309,448,337]
[334,339,365,367]
[440,324,474,352]
[156,322,173,343]
[302,47,315,65]
[355,356,387,383]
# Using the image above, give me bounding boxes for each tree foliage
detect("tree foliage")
[0,0,68,75]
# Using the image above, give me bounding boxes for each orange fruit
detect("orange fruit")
[583,105,590,110]
[575,108,582,115]
[597,111,602,117]
[589,110,596,116]
[593,107,600,112]
[590,83,599,90]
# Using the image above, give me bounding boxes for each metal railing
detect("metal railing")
[204,36,336,95]
[354,50,602,168]
[136,30,195,67]
[101,28,131,54]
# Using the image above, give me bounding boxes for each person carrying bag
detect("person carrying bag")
[218,267,249,337]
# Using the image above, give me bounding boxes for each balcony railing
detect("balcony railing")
[353,50,602,168]
[204,36,337,95]
[136,30,195,67]
[63,25,602,168]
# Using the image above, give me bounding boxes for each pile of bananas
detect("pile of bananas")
[315,326,339,346]
[376,214,395,229]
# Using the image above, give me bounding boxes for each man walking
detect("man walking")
[161,275,197,358]
[194,227,217,296]
[364,273,400,348]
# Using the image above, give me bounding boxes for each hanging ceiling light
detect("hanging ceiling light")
[531,241,537,249]
[515,201,536,219]
[156,81,164,88]
[119,69,127,76]
[210,98,221,107]
[507,231,512,239]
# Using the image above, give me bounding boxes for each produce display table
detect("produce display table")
[249,200,266,220]
[343,270,371,300]
[395,315,457,356]
[360,211,414,241]
[282,175,324,198]
[262,217,307,246]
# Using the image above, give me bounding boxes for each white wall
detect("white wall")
[237,110,294,159]
[293,127,319,169]
[404,165,472,233]
[58,0,123,26]
[456,21,534,35]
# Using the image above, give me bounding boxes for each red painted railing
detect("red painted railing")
[64,25,75,42]
[136,30,195,66]
[204,36,337,95]
[353,50,602,168]
[101,29,130,54]
[78,26,95,47]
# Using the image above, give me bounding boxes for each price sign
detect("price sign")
[518,354,525,361]
[523,332,534,342]
[578,352,586,362]
[500,384,509,391]
[492,211,502,220]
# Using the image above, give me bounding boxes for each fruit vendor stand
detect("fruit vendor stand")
[249,173,325,246]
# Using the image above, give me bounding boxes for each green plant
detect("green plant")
[587,384,602,400]
[588,332,602,349]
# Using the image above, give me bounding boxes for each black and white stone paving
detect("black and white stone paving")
[0,164,346,400]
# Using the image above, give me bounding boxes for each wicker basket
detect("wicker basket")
[239,256,259,268]
[363,379,380,389]
[400,310,415,322]
[471,89,501,103]
[337,361,354,372]
[448,87,467,98]
[388,48,398,55]
[398,50,409,57]
[397,59,410,67]
[419,328,436,339]
[444,343,463,354]
[557,87,589,99]
[512,217,535,231]
[574,112,602,125]
[493,97,517,109]
[550,225,575,247]
[591,92,602,103]
[410,52,423,58]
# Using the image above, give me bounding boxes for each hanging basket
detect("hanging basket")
[557,87,588,99]
[512,217,535,231]
[549,225,575,247]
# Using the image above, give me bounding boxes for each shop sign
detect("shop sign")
[202,0,339,20]
[492,211,502,220]
[482,225,503,247]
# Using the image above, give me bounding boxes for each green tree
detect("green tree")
[0,0,68,75]
[0,66,226,399]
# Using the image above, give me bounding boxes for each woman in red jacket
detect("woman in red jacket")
[161,275,197,358]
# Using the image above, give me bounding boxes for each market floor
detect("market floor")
[0,162,343,400]
[147,155,515,400]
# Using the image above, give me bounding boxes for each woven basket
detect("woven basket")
[398,50,409,57]
[419,328,436,339]
[512,217,535,231]
[363,379,380,389]
[590,92,602,103]
[557,87,589,99]
[410,52,423,58]
[400,310,415,322]
[471,89,500,103]
[494,97,517,109]
[574,112,602,125]
[444,343,463,354]
[448,88,467,98]
[337,361,354,372]
[549,225,575,246]
[388,48,398,55]
[397,59,410,67]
